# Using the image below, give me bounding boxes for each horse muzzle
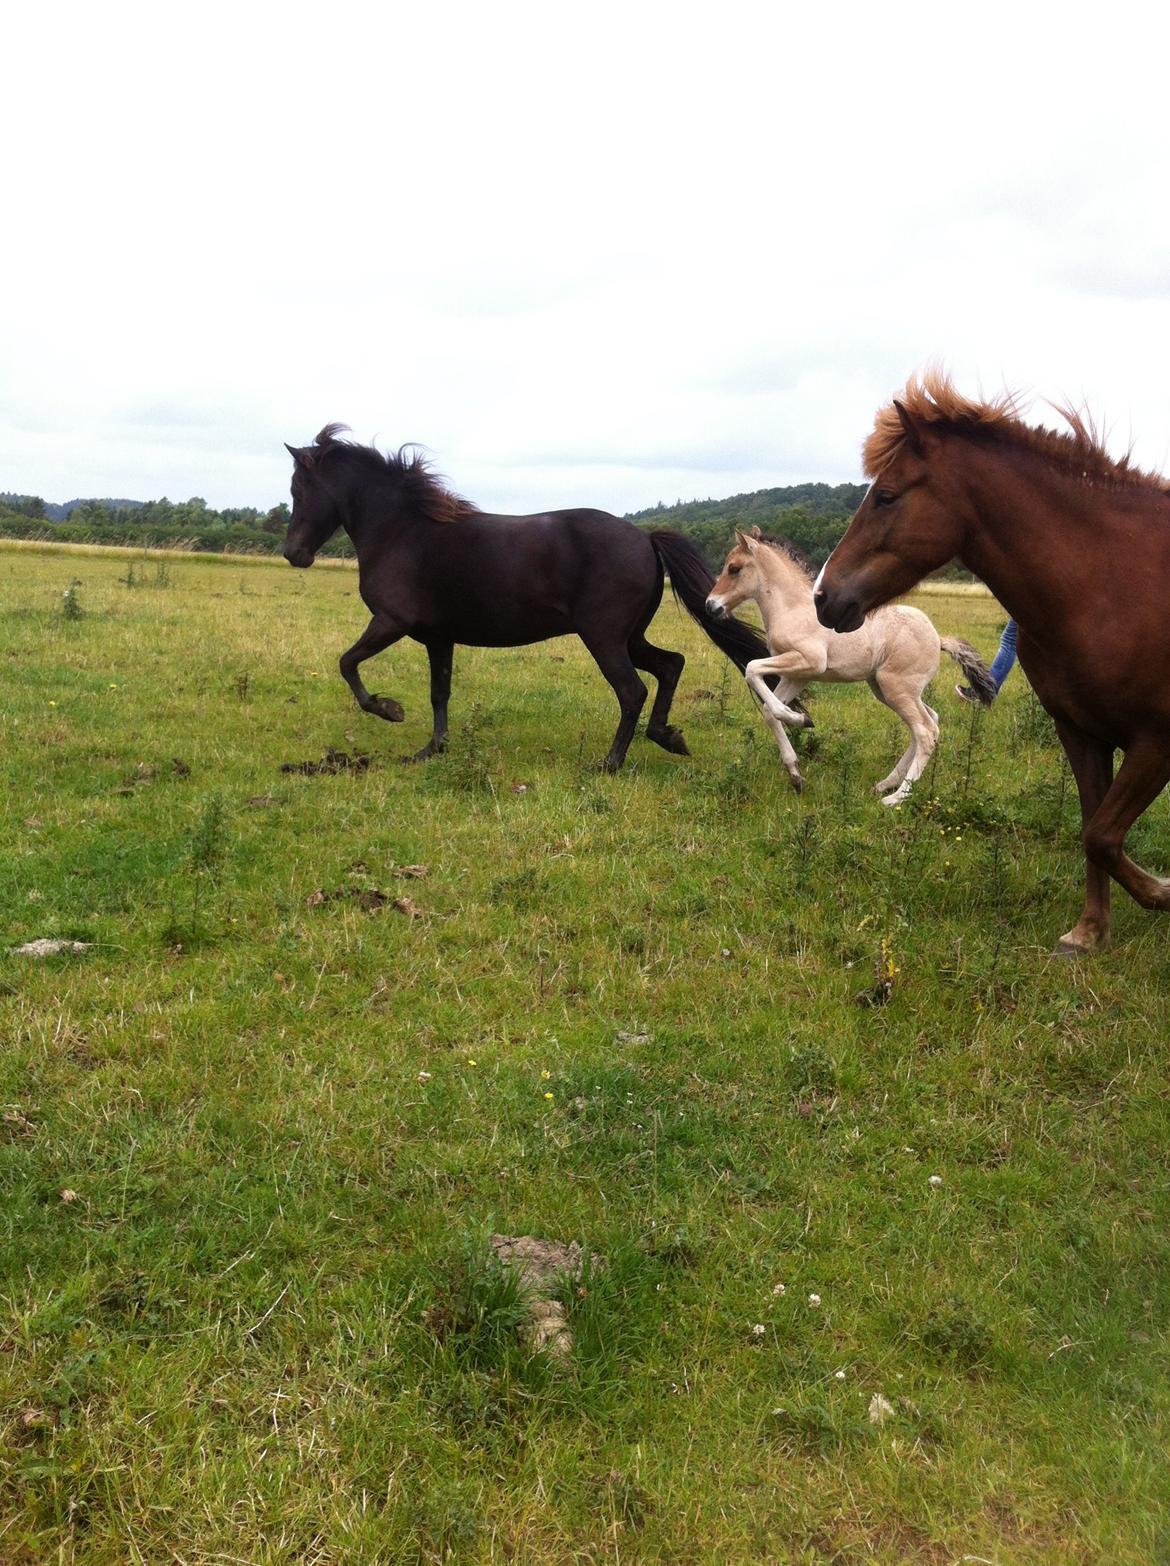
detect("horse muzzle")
[705,594,728,618]
[283,547,315,569]
[813,583,864,634]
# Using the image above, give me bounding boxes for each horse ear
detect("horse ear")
[749,525,763,540]
[734,529,752,549]
[893,400,927,456]
[285,443,317,470]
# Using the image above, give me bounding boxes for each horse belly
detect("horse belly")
[431,605,575,648]
[823,630,881,681]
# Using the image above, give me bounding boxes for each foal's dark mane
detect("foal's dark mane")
[866,370,1170,498]
[310,423,477,522]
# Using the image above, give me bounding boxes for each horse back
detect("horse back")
[356,506,658,647]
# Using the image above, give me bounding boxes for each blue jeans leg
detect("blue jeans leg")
[990,619,1018,692]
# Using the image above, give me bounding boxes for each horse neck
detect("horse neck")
[752,547,817,628]
[337,470,423,555]
[949,442,1129,625]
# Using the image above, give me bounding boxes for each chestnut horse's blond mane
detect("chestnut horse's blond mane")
[864,369,1170,497]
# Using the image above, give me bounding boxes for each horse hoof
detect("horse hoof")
[1054,929,1107,957]
[649,725,690,756]
[403,739,444,763]
[369,695,405,722]
[788,772,804,794]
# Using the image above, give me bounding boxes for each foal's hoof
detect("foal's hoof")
[367,695,405,723]
[787,771,805,794]
[648,724,690,756]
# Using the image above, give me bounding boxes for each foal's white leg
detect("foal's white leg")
[881,702,938,805]
[874,739,918,798]
[868,674,939,806]
[745,657,814,727]
[758,703,805,792]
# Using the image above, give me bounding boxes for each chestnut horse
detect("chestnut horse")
[282,426,772,770]
[814,371,1170,955]
[707,527,993,800]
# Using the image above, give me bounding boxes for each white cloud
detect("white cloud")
[5,1,1170,510]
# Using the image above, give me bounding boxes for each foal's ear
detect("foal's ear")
[734,529,754,549]
[893,400,927,457]
[749,525,763,540]
[285,443,317,471]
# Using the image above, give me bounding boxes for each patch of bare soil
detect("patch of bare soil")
[490,1235,604,1358]
[7,939,92,957]
[280,747,371,776]
[305,888,422,917]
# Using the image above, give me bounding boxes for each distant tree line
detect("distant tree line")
[0,494,353,557]
[629,481,975,579]
[628,481,869,571]
[0,482,972,578]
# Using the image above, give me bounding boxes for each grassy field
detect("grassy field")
[1,539,1168,1565]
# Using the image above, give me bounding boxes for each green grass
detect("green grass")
[1,539,1168,1564]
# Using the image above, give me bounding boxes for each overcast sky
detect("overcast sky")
[6,1,1170,515]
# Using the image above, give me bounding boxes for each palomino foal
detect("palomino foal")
[707,529,993,801]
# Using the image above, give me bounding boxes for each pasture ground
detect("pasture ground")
[1,539,1168,1565]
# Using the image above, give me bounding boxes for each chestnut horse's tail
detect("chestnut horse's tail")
[649,530,771,672]
[940,636,997,706]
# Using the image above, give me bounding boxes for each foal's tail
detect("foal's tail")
[940,637,997,705]
[649,530,770,672]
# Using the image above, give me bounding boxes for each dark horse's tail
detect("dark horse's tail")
[940,637,997,706]
[649,530,770,672]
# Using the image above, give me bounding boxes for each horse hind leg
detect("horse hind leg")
[868,674,938,805]
[582,634,648,772]
[630,635,688,754]
[872,738,918,799]
[1080,734,1170,917]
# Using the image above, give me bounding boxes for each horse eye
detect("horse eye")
[874,489,897,508]
[728,564,741,576]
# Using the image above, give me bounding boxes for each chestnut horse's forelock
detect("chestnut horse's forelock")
[307,424,477,523]
[864,368,1170,496]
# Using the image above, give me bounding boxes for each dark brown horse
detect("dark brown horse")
[814,371,1170,954]
[282,426,771,770]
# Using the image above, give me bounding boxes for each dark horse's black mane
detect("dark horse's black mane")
[309,424,477,523]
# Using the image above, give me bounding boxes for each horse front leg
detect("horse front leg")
[745,655,815,727]
[744,654,820,792]
[1052,719,1114,955]
[405,639,454,763]
[1079,733,1170,922]
[339,616,405,721]
[757,702,806,792]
